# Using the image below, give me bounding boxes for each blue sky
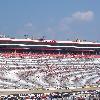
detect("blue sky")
[0,0,100,41]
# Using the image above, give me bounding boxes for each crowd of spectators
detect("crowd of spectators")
[0,91,100,100]
[0,52,100,90]
[0,52,99,99]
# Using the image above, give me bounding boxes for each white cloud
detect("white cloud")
[23,22,35,32]
[59,17,72,31]
[16,22,35,36]
[24,22,33,27]
[58,10,94,32]
[72,11,94,21]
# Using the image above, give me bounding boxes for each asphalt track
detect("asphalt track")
[0,87,100,95]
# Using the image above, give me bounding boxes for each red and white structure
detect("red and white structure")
[0,37,100,89]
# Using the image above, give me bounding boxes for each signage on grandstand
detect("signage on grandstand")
[44,40,56,43]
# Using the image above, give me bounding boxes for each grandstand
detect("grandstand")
[0,52,100,90]
[0,38,100,100]
[0,37,100,99]
[0,37,100,90]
